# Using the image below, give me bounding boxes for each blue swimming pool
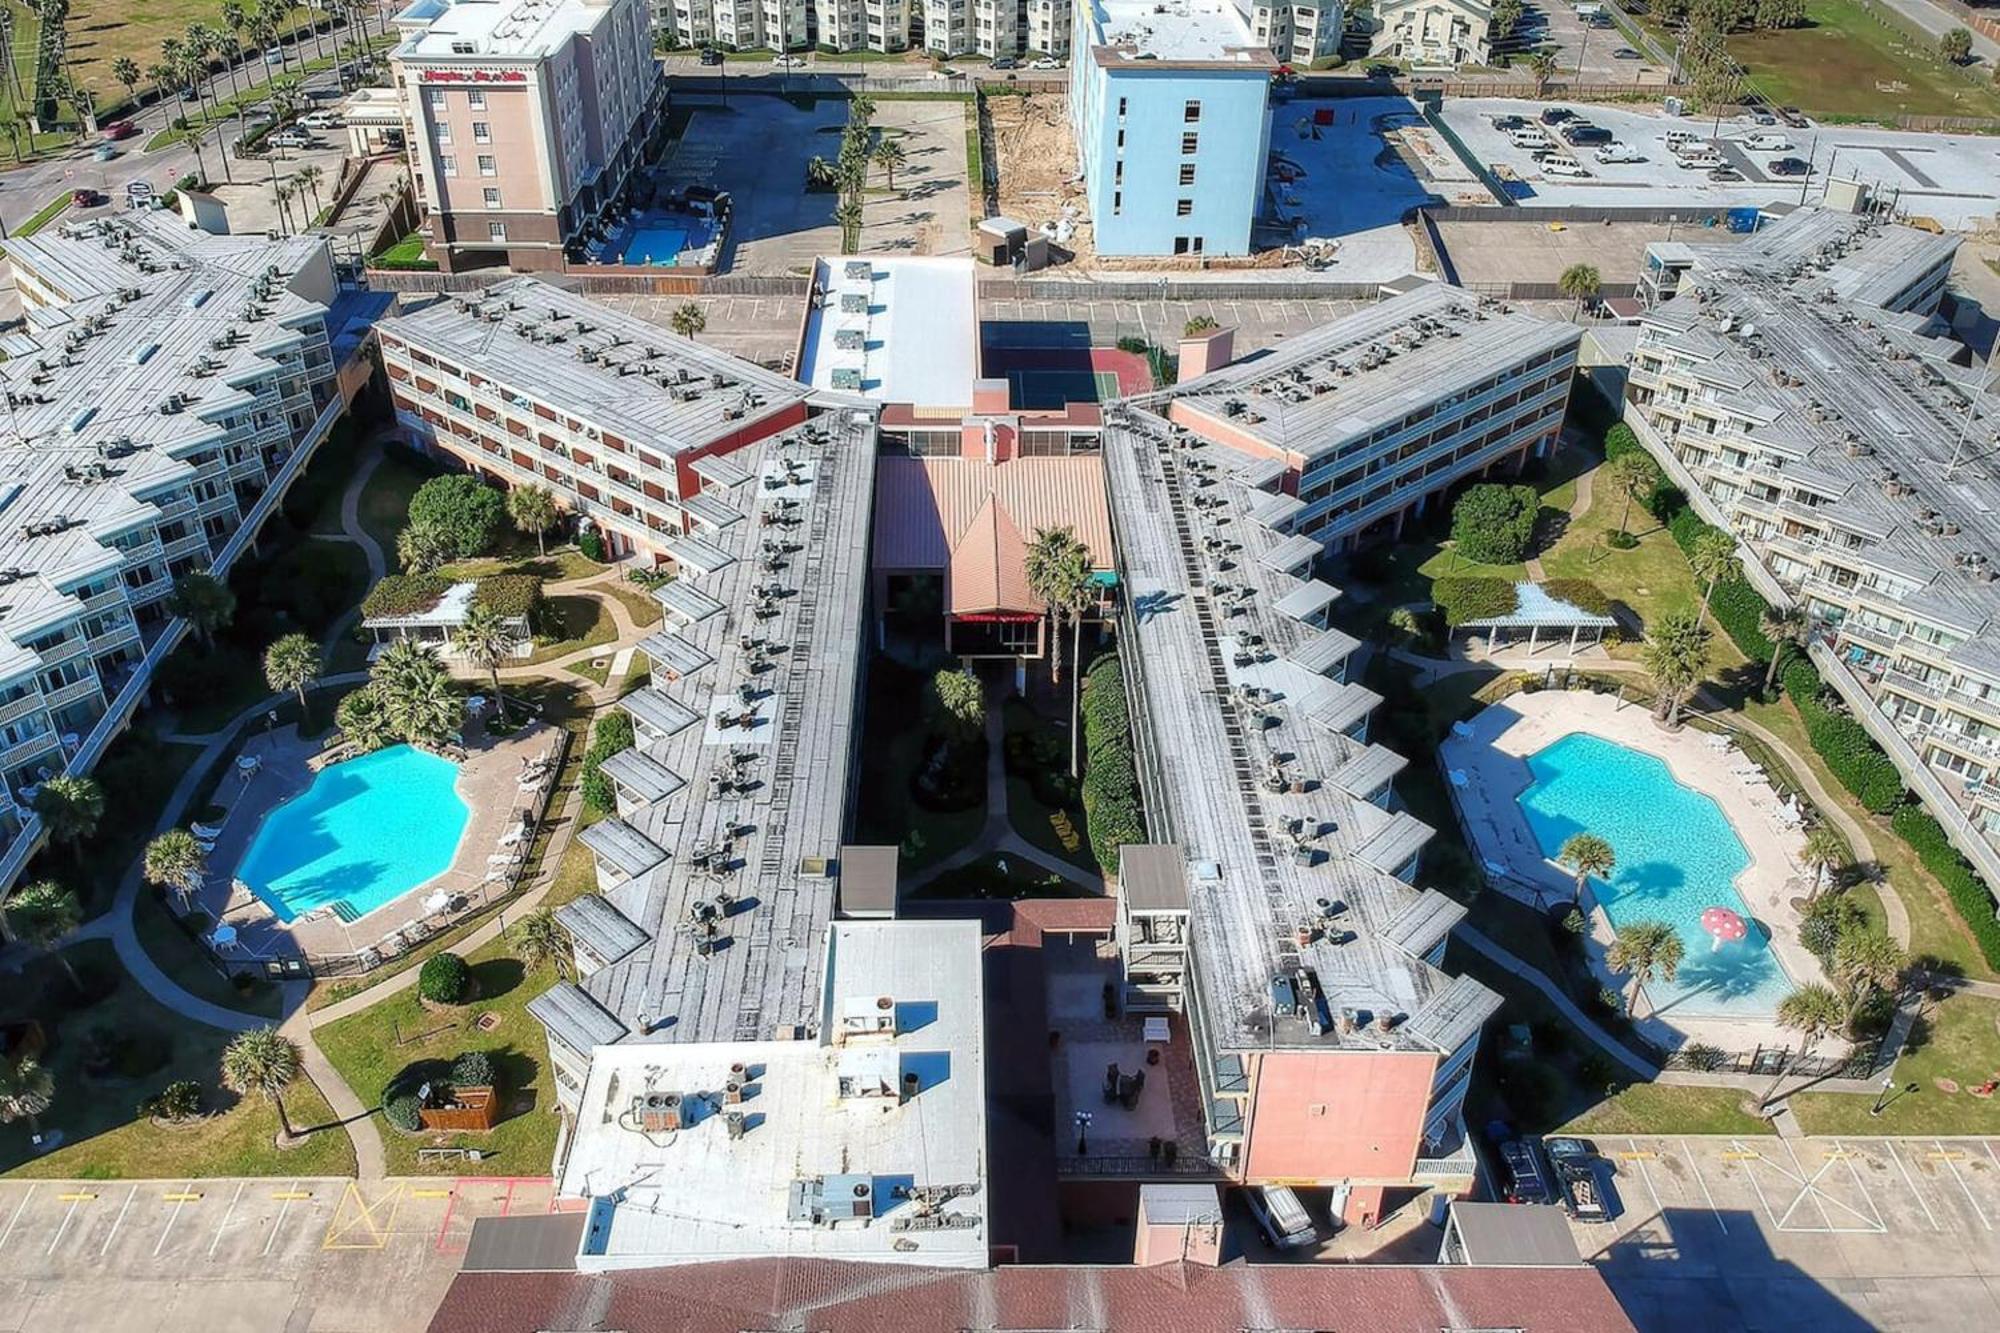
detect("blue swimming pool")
[1517,733,1791,1017]
[601,216,714,267]
[236,745,470,923]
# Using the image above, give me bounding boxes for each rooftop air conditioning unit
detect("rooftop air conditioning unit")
[636,1091,684,1132]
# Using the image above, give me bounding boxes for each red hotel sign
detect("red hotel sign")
[420,68,529,82]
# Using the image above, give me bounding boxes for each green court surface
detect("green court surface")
[1006,368,1120,408]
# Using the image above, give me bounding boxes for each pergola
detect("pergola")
[1456,583,1617,657]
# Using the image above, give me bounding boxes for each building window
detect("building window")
[1183,99,1201,122]
[478,154,497,175]
[472,121,491,143]
[1178,163,1196,186]
[1181,131,1198,154]
[483,187,502,209]
[1115,128,1124,149]
[1112,190,1121,214]
[1117,96,1127,116]
[439,153,457,176]
[468,89,486,109]
[428,87,447,107]
[489,222,508,241]
[1176,198,1193,216]
[435,120,451,143]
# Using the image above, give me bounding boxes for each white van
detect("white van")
[1594,143,1644,163]
[1677,149,1724,170]
[1541,153,1591,177]
[1246,1185,1318,1250]
[1663,130,1703,152]
[1508,126,1552,150]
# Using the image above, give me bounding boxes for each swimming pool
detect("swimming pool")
[601,216,714,267]
[236,745,470,923]
[1516,733,1791,1017]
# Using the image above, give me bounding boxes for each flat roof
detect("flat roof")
[558,919,988,1270]
[1084,0,1271,64]
[1448,1201,1583,1266]
[393,0,621,60]
[799,258,979,411]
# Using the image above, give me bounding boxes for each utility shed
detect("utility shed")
[1441,1201,1583,1267]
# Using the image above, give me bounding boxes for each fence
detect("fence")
[1662,1040,1880,1080]
[1054,1152,1227,1178]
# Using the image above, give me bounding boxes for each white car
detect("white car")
[1542,155,1592,178]
[1743,132,1792,152]
[300,112,343,130]
[1029,56,1062,69]
[771,53,806,66]
[1593,143,1643,163]
[268,129,313,150]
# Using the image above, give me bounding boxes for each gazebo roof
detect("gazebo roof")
[1457,582,1618,631]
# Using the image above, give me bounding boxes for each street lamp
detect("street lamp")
[1074,1108,1092,1156]
[1870,1070,1896,1117]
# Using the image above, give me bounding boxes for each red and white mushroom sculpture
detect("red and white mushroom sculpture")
[1700,906,1748,952]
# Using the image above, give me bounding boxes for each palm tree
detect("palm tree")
[1800,825,1846,895]
[397,520,452,572]
[1024,526,1093,688]
[221,1,249,86]
[1759,604,1808,695]
[925,667,985,750]
[167,572,236,647]
[8,881,83,986]
[511,907,573,981]
[33,774,102,862]
[265,633,321,712]
[455,602,518,724]
[0,1055,55,1144]
[871,136,906,190]
[1765,983,1844,1108]
[1558,262,1601,320]
[374,641,462,747]
[1529,48,1559,93]
[1605,919,1684,1012]
[274,180,296,233]
[298,163,325,218]
[805,155,836,190]
[1832,929,1905,1030]
[256,0,291,72]
[143,829,209,913]
[1606,451,1661,544]
[335,682,395,752]
[1557,831,1615,906]
[111,56,141,105]
[1641,605,1713,728]
[834,197,864,254]
[220,1027,303,1140]
[1689,529,1738,626]
[506,483,560,556]
[669,302,707,341]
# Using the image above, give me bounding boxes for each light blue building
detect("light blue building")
[1067,0,1277,258]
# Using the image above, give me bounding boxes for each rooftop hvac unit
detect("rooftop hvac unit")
[839,993,898,1039]
[635,1090,684,1132]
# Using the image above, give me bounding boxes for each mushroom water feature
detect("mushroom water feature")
[1701,905,1748,952]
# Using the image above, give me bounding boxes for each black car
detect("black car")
[1498,1139,1556,1206]
[1491,114,1528,131]
[1778,104,1810,128]
[1564,125,1613,145]
[1540,106,1576,126]
[1769,156,1811,176]
[698,46,722,65]
[991,56,1020,69]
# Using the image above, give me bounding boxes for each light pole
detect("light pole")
[1074,1108,1092,1156]
[1870,1070,1896,1117]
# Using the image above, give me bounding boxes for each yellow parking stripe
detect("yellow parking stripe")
[161,1192,202,1202]
[55,1192,97,1202]
[270,1191,313,1201]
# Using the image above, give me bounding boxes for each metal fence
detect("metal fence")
[1054,1152,1228,1178]
[1662,1040,1879,1081]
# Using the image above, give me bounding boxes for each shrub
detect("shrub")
[361,572,452,620]
[407,474,505,559]
[140,1079,205,1122]
[475,573,545,622]
[1603,421,1641,462]
[383,1091,422,1132]
[579,530,607,562]
[1450,483,1541,564]
[1892,805,2000,970]
[1667,509,1773,663]
[450,1050,496,1089]
[1432,576,1519,627]
[581,710,637,816]
[1784,659,1905,813]
[1680,1042,1726,1071]
[1799,890,1864,961]
[418,952,471,1004]
[1540,579,1610,616]
[1080,656,1144,874]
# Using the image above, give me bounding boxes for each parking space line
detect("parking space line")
[103,1185,137,1256]
[265,1180,300,1259]
[1939,1139,1992,1231]
[1887,1141,1940,1232]
[0,1185,36,1251]
[1732,1140,1783,1229]
[1835,1141,1886,1233]
[1623,1137,1664,1221]
[207,1181,246,1260]
[1681,1137,1728,1235]
[1782,1140,1836,1232]
[154,1181,195,1258]
[47,1193,86,1255]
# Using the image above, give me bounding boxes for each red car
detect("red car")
[70,188,104,208]
[102,119,137,140]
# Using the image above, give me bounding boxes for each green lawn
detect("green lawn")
[1793,993,2000,1135]
[370,232,435,269]
[437,543,605,586]
[357,449,432,556]
[133,890,285,1021]
[1727,0,2000,122]
[315,942,561,1177]
[1561,1083,1776,1137]
[1001,698,1095,873]
[517,596,616,666]
[0,941,354,1180]
[601,580,665,630]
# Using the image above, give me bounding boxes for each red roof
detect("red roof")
[428,1258,1636,1333]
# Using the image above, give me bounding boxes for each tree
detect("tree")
[871,136,906,190]
[1641,605,1713,727]
[805,155,836,189]
[1449,482,1540,564]
[32,774,103,862]
[8,881,83,986]
[298,163,325,218]
[1759,604,1808,695]
[407,473,505,559]
[263,633,321,712]
[834,197,864,254]
[274,180,295,234]
[1558,832,1616,906]
[1689,528,1739,626]
[1941,27,1974,64]
[1606,451,1661,544]
[220,1028,303,1140]
[1184,314,1220,337]
[456,602,518,724]
[511,907,572,982]
[1529,48,1559,92]
[1606,919,1685,1011]
[1800,825,1847,894]
[1799,889,1864,959]
[924,668,985,749]
[143,829,209,912]
[1492,0,1523,41]
[334,682,395,752]
[167,572,236,647]
[1024,526,1094,687]
[1765,983,1844,1106]
[1831,928,1905,1029]
[669,302,707,341]
[112,55,141,103]
[221,0,249,79]
[1557,262,1601,320]
[397,520,453,573]
[506,483,560,556]
[373,641,462,747]
[0,1055,55,1143]
[1753,0,1804,27]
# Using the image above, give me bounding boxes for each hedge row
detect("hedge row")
[1080,656,1143,875]
[361,572,451,619]
[1665,506,1773,664]
[474,573,544,621]
[1541,578,1610,616]
[1433,576,1519,627]
[1892,805,2000,970]
[580,709,636,816]
[1783,660,1905,814]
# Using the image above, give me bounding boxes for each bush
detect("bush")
[581,710,636,816]
[140,1079,205,1122]
[450,1050,497,1089]
[1540,578,1610,616]
[474,573,544,621]
[1603,421,1642,462]
[418,951,471,1004]
[383,1092,422,1132]
[1892,805,2000,970]
[1680,1042,1726,1071]
[408,474,505,559]
[1784,660,1905,813]
[579,530,606,562]
[1432,576,1519,627]
[1450,483,1541,565]
[361,572,452,620]
[1080,656,1144,873]
[1667,508,1773,663]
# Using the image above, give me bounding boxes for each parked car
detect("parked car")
[1563,125,1612,146]
[1663,129,1703,151]
[1594,143,1644,163]
[1491,114,1528,131]
[771,53,806,66]
[1677,150,1723,169]
[1540,106,1577,125]
[1778,104,1810,128]
[1707,165,1744,182]
[1743,132,1792,152]
[1497,1138,1555,1205]
[1542,154,1592,178]
[1545,1137,1612,1223]
[268,128,313,150]
[1612,45,1641,58]
[300,111,343,130]
[265,46,286,65]
[990,55,1021,69]
[102,119,137,140]
[70,187,103,208]
[1509,126,1554,150]
[1768,155,1811,176]
[1028,56,1062,69]
[698,46,723,65]
[1246,1185,1319,1249]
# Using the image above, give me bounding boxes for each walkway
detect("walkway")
[312,441,389,655]
[1458,923,1658,1080]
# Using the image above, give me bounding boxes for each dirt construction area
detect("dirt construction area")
[987,93,1094,265]
[1434,217,1748,291]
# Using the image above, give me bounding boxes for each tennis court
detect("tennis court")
[1006,368,1122,409]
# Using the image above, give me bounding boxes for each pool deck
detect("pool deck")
[1440,689,1837,1056]
[188,715,561,966]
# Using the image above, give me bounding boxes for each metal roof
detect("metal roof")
[1272,580,1340,623]
[1447,1201,1583,1267]
[1402,972,1506,1055]
[617,686,702,738]
[637,631,715,680]
[577,816,668,880]
[660,534,736,574]
[600,749,686,805]
[1120,844,1191,912]
[835,844,899,917]
[556,893,651,966]
[657,579,725,625]
[1379,889,1469,961]
[526,982,629,1055]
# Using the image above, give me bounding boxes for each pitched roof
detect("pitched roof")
[948,495,1034,615]
[873,456,1112,574]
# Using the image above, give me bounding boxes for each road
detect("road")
[1870,0,2000,67]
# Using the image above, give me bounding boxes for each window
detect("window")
[1116,128,1124,149]
[1178,163,1196,186]
[428,87,447,108]
[1112,190,1121,214]
[439,153,457,176]
[1183,99,1201,122]
[1181,131,1198,154]
[1175,198,1193,216]
[483,187,502,209]
[472,121,492,143]
[1117,96,1127,116]
[488,221,508,241]
[435,120,451,143]
[478,154,497,175]
[1114,160,1123,184]
[468,89,486,109]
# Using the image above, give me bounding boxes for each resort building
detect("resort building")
[1166,281,1581,552]
[1621,204,2000,894]
[1368,0,1491,68]
[1241,0,1342,65]
[375,276,815,562]
[662,0,811,52]
[391,0,667,273]
[0,212,347,903]
[1067,0,1278,257]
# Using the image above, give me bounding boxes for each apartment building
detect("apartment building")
[1068,0,1277,257]
[659,0,811,51]
[1622,205,2000,894]
[392,0,666,272]
[1239,0,1341,65]
[1167,281,1581,552]
[376,276,814,562]
[1369,0,1491,68]
[0,213,344,902]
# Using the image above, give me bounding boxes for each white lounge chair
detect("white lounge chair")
[191,821,224,841]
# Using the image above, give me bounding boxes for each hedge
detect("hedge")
[1080,656,1144,874]
[581,709,636,815]
[1540,578,1610,616]
[418,951,470,1004]
[1433,576,1519,627]
[1892,805,2000,970]
[475,573,544,621]
[1603,421,1641,463]
[362,572,452,620]
[1783,660,1905,814]
[1666,506,1772,664]
[1450,483,1540,565]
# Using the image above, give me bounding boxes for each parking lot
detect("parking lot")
[1501,1,1670,85]
[0,1176,573,1332]
[1441,97,2000,228]
[1566,1135,2000,1330]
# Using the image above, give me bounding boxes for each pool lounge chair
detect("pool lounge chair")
[191,821,224,840]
